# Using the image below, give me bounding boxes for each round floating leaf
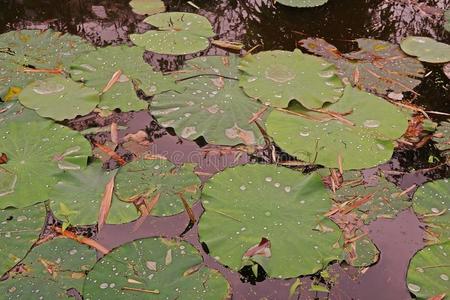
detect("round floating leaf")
[114,159,201,216]
[275,0,328,7]
[344,233,379,267]
[0,204,46,276]
[199,164,343,278]
[70,45,178,112]
[0,29,94,101]
[83,238,230,299]
[0,237,97,299]
[332,171,410,224]
[239,49,343,109]
[18,76,99,121]
[49,161,137,226]
[266,86,410,170]
[152,56,268,146]
[0,120,92,209]
[0,101,42,125]
[407,242,450,299]
[300,38,424,97]
[400,36,450,63]
[130,12,215,55]
[129,0,165,15]
[412,179,450,244]
[433,120,450,163]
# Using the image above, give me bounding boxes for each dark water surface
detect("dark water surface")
[1,0,450,299]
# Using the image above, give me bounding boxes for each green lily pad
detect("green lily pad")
[412,179,450,244]
[114,159,201,217]
[152,56,268,146]
[130,12,215,55]
[407,242,450,299]
[83,238,230,299]
[266,86,410,170]
[0,101,42,125]
[70,45,178,112]
[333,171,410,224]
[400,36,450,63]
[0,204,46,276]
[18,75,100,121]
[0,29,94,101]
[0,120,92,209]
[0,237,97,299]
[199,164,343,278]
[49,160,137,226]
[275,0,328,7]
[299,38,424,97]
[239,49,344,109]
[445,9,450,32]
[344,233,379,267]
[433,120,450,163]
[129,0,165,15]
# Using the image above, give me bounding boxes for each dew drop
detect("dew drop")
[33,81,65,95]
[265,177,272,182]
[284,186,291,193]
[240,185,246,191]
[300,132,310,137]
[440,274,448,281]
[431,207,440,213]
[363,120,381,128]
[407,283,421,292]
[100,283,109,289]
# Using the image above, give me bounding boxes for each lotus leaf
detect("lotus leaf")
[129,0,165,15]
[199,164,343,278]
[400,36,450,63]
[0,237,97,299]
[275,0,328,7]
[0,204,46,276]
[0,29,94,100]
[151,56,268,146]
[0,120,92,209]
[70,45,178,112]
[433,120,450,163]
[114,159,201,216]
[239,49,343,109]
[412,179,450,244]
[407,242,450,299]
[333,171,410,224]
[299,38,424,97]
[266,86,410,170]
[18,76,100,121]
[130,12,215,55]
[83,238,230,299]
[0,101,42,125]
[49,161,138,226]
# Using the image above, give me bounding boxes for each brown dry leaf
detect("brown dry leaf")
[110,122,119,145]
[211,40,244,51]
[97,176,115,230]
[211,76,225,89]
[146,261,157,271]
[102,69,122,94]
[243,237,271,258]
[123,130,149,144]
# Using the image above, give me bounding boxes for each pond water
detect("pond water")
[1,0,450,299]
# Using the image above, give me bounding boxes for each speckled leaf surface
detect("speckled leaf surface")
[114,159,201,217]
[0,238,97,299]
[19,75,99,121]
[401,36,450,63]
[407,242,450,299]
[344,233,379,267]
[83,238,230,299]
[267,87,410,170]
[130,12,215,55]
[275,0,328,7]
[239,49,343,109]
[152,56,268,146]
[70,45,178,112]
[412,179,450,244]
[300,38,424,97]
[0,101,42,125]
[129,0,165,15]
[0,120,92,209]
[333,171,410,224]
[433,120,450,163]
[0,29,94,100]
[445,9,450,32]
[199,164,343,278]
[0,204,46,276]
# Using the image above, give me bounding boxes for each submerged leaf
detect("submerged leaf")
[433,120,450,163]
[299,38,424,97]
[129,0,165,15]
[275,0,328,8]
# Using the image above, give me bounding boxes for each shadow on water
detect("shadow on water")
[1,0,450,298]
